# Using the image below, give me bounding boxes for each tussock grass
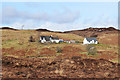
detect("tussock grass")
[1,30,119,63]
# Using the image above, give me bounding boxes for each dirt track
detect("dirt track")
[2,56,120,79]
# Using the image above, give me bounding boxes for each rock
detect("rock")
[59,69,63,75]
[15,63,19,66]
[55,70,59,74]
[70,61,74,64]
[65,59,70,63]
[26,74,32,78]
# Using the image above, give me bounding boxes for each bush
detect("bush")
[29,36,35,42]
[86,45,97,55]
[56,47,62,53]
[90,35,98,37]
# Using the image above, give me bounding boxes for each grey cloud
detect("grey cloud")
[2,6,18,18]
[52,11,80,23]
[2,6,80,25]
[82,14,117,28]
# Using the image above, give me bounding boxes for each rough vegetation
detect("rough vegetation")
[2,56,120,78]
[1,27,120,79]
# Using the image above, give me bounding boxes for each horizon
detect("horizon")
[0,26,120,32]
[1,2,118,31]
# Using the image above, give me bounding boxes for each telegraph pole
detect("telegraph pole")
[21,25,24,30]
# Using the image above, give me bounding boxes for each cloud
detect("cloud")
[11,20,36,29]
[2,6,18,18]
[2,6,80,25]
[10,19,118,31]
[82,14,117,29]
[9,21,83,31]
[10,20,96,31]
[2,5,117,31]
[52,10,80,23]
[2,6,18,24]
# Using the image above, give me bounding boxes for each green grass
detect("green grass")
[3,53,9,56]
[80,52,87,54]
[110,59,119,63]
[89,53,99,57]
[56,53,62,56]
[2,39,19,48]
[3,54,19,58]
[95,44,110,47]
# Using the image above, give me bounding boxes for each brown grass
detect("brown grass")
[1,30,119,63]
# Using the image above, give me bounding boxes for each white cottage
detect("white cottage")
[39,36,60,43]
[83,37,98,44]
[40,36,51,43]
[50,37,60,43]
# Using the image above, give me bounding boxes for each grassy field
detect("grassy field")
[1,30,119,63]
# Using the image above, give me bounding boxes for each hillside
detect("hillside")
[63,27,119,45]
[2,56,120,78]
[64,27,118,33]
[1,27,119,46]
[64,27,119,37]
[1,27,119,78]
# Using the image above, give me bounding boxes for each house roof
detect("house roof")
[63,39,70,41]
[51,37,59,40]
[40,36,59,41]
[86,37,97,42]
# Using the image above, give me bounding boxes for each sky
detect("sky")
[1,2,118,31]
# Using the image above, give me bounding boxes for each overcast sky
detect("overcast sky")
[1,2,118,31]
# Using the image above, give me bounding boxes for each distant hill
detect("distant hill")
[81,27,118,32]
[1,26,118,37]
[36,29,52,32]
[64,27,119,37]
[64,27,118,33]
[0,27,18,30]
[36,29,62,33]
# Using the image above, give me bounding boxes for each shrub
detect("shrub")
[86,45,97,55]
[90,35,98,37]
[56,47,62,53]
[29,36,35,42]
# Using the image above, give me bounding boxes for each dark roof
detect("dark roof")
[40,36,59,41]
[86,38,97,42]
[40,36,51,41]
[51,37,59,40]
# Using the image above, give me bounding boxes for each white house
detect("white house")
[50,37,60,43]
[59,39,64,43]
[40,36,50,43]
[83,37,98,44]
[39,36,60,43]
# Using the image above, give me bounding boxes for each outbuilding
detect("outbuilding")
[83,37,98,44]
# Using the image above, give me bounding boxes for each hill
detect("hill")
[36,29,63,33]
[0,27,18,30]
[1,27,119,78]
[64,27,119,37]
[36,29,52,32]
[64,27,118,32]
